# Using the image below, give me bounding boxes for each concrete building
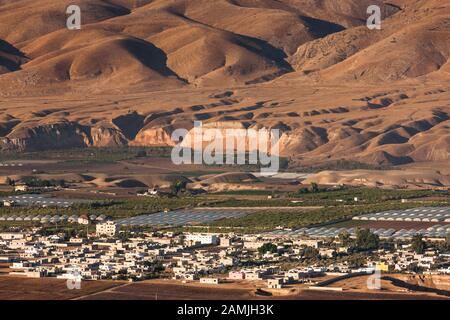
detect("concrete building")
[3,200,16,207]
[267,278,283,289]
[0,232,25,240]
[294,239,322,248]
[200,277,219,284]
[244,271,262,280]
[14,184,29,192]
[185,233,219,245]
[219,237,231,247]
[228,271,245,280]
[96,221,118,237]
[78,215,89,225]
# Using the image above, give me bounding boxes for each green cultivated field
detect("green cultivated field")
[0,187,448,231]
[197,201,450,233]
[0,147,173,163]
[290,187,439,201]
[0,197,203,221]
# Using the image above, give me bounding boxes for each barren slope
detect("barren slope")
[0,0,448,170]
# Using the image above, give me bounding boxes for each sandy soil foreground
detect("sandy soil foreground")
[0,274,448,300]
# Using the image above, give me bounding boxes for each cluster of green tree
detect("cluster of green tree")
[207,202,449,232]
[39,225,89,239]
[339,230,432,254]
[170,180,188,195]
[297,182,321,194]
[0,190,19,196]
[208,190,448,209]
[212,189,281,196]
[143,261,165,278]
[118,230,133,241]
[338,231,352,247]
[411,234,426,254]
[209,198,310,207]
[300,246,320,259]
[21,177,67,188]
[354,228,380,251]
[296,159,392,172]
[292,186,439,203]
[134,147,172,158]
[0,197,204,221]
[344,254,368,268]
[197,154,289,171]
[282,242,370,266]
[341,232,444,256]
[436,237,450,253]
[258,243,278,254]
[0,146,175,163]
[5,177,15,186]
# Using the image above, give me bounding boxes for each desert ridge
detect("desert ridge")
[0,0,448,171]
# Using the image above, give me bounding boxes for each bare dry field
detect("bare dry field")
[346,221,450,230]
[0,275,448,300]
[0,276,123,300]
[79,277,450,300]
[0,0,448,191]
[324,274,450,299]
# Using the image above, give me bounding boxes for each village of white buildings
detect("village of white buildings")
[0,217,449,290]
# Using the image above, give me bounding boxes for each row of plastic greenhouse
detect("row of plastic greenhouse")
[264,225,450,239]
[0,214,107,223]
[353,207,450,222]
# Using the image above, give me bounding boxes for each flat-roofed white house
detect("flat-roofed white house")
[0,232,25,240]
[96,221,118,237]
[267,278,283,289]
[78,215,90,225]
[14,184,28,192]
[200,277,219,284]
[3,200,16,207]
[185,233,219,245]
[228,271,245,280]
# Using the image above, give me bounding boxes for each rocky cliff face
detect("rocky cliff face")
[1,109,449,167]
[90,126,128,148]
[0,0,449,169]
[130,126,177,147]
[0,121,133,151]
[0,122,91,151]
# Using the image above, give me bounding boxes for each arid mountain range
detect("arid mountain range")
[0,0,449,169]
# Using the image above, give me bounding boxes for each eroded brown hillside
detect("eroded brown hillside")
[0,0,448,167]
